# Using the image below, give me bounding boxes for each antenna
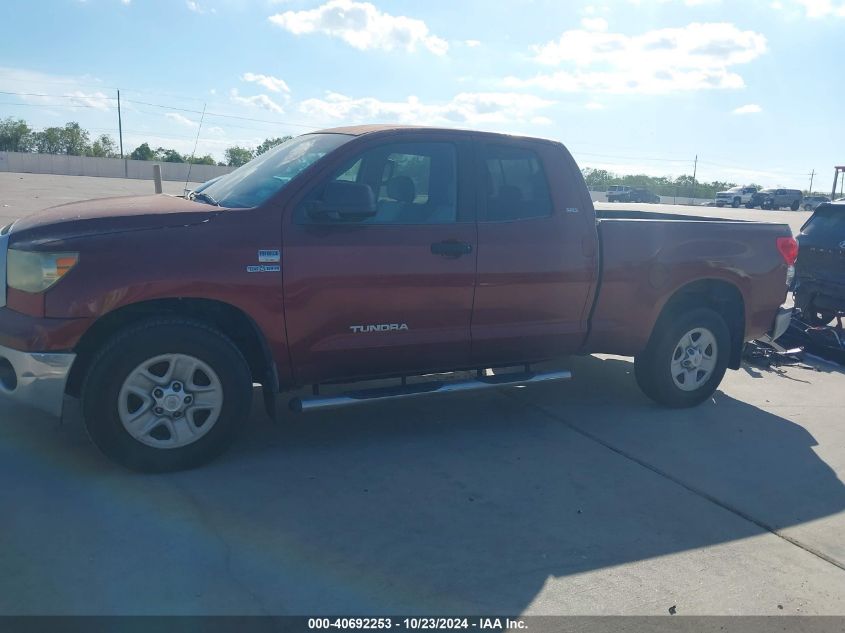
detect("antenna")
[184,102,207,195]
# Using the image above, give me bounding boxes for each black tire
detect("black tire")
[82,318,253,472]
[732,198,740,208]
[745,202,755,209]
[790,200,800,211]
[634,307,731,408]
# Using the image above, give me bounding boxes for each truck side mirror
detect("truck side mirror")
[307,181,377,222]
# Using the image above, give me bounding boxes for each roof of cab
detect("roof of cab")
[312,123,561,146]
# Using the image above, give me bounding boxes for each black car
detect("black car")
[794,202,845,325]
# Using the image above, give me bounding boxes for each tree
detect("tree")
[188,154,216,166]
[225,146,254,167]
[582,168,611,190]
[61,122,90,156]
[88,134,118,158]
[0,117,34,152]
[33,127,66,154]
[255,136,293,156]
[156,147,185,163]
[129,142,155,161]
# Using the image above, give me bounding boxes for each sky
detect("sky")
[0,0,843,191]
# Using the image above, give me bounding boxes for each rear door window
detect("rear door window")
[480,144,552,221]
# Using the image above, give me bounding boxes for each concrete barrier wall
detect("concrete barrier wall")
[0,151,234,183]
[589,191,714,206]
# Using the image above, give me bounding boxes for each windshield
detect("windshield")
[199,133,353,208]
[727,187,742,193]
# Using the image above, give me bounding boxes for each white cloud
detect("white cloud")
[580,17,608,31]
[628,0,722,5]
[0,67,115,110]
[121,0,131,4]
[732,103,762,114]
[60,90,112,110]
[506,22,766,94]
[298,91,555,127]
[186,0,215,14]
[229,88,285,114]
[241,72,290,93]
[585,102,606,110]
[464,39,481,47]
[165,112,199,127]
[792,0,845,16]
[268,0,449,55]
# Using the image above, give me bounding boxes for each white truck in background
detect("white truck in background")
[715,186,758,208]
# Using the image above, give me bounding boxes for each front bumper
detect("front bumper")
[0,344,75,417]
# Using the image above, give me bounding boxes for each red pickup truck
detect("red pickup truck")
[0,125,795,471]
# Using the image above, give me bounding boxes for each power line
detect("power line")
[0,89,316,129]
[0,76,119,91]
[0,89,114,100]
[122,98,320,130]
[0,100,113,110]
[573,150,693,164]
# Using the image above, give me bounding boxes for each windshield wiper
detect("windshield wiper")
[190,191,220,207]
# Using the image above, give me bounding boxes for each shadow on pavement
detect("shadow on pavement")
[1,355,843,614]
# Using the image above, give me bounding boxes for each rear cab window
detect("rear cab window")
[480,144,553,221]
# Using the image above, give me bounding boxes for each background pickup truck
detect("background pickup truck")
[0,125,795,471]
[715,186,758,208]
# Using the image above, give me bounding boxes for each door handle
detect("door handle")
[431,240,473,258]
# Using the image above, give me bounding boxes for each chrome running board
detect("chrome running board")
[289,369,572,413]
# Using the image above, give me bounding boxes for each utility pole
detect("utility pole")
[808,169,815,195]
[117,89,124,159]
[690,154,698,204]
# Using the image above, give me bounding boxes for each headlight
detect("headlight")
[7,249,79,293]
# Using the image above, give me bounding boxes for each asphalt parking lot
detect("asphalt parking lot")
[1,173,843,615]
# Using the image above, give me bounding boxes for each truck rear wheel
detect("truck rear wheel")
[634,307,730,408]
[790,200,800,211]
[732,198,740,208]
[82,318,253,472]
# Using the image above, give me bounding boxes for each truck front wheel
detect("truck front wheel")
[82,318,253,472]
[634,308,730,408]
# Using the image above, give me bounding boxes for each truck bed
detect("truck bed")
[585,210,793,356]
[596,209,749,223]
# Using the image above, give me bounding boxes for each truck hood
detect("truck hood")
[8,194,223,246]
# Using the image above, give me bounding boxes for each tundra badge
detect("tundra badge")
[350,324,409,333]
